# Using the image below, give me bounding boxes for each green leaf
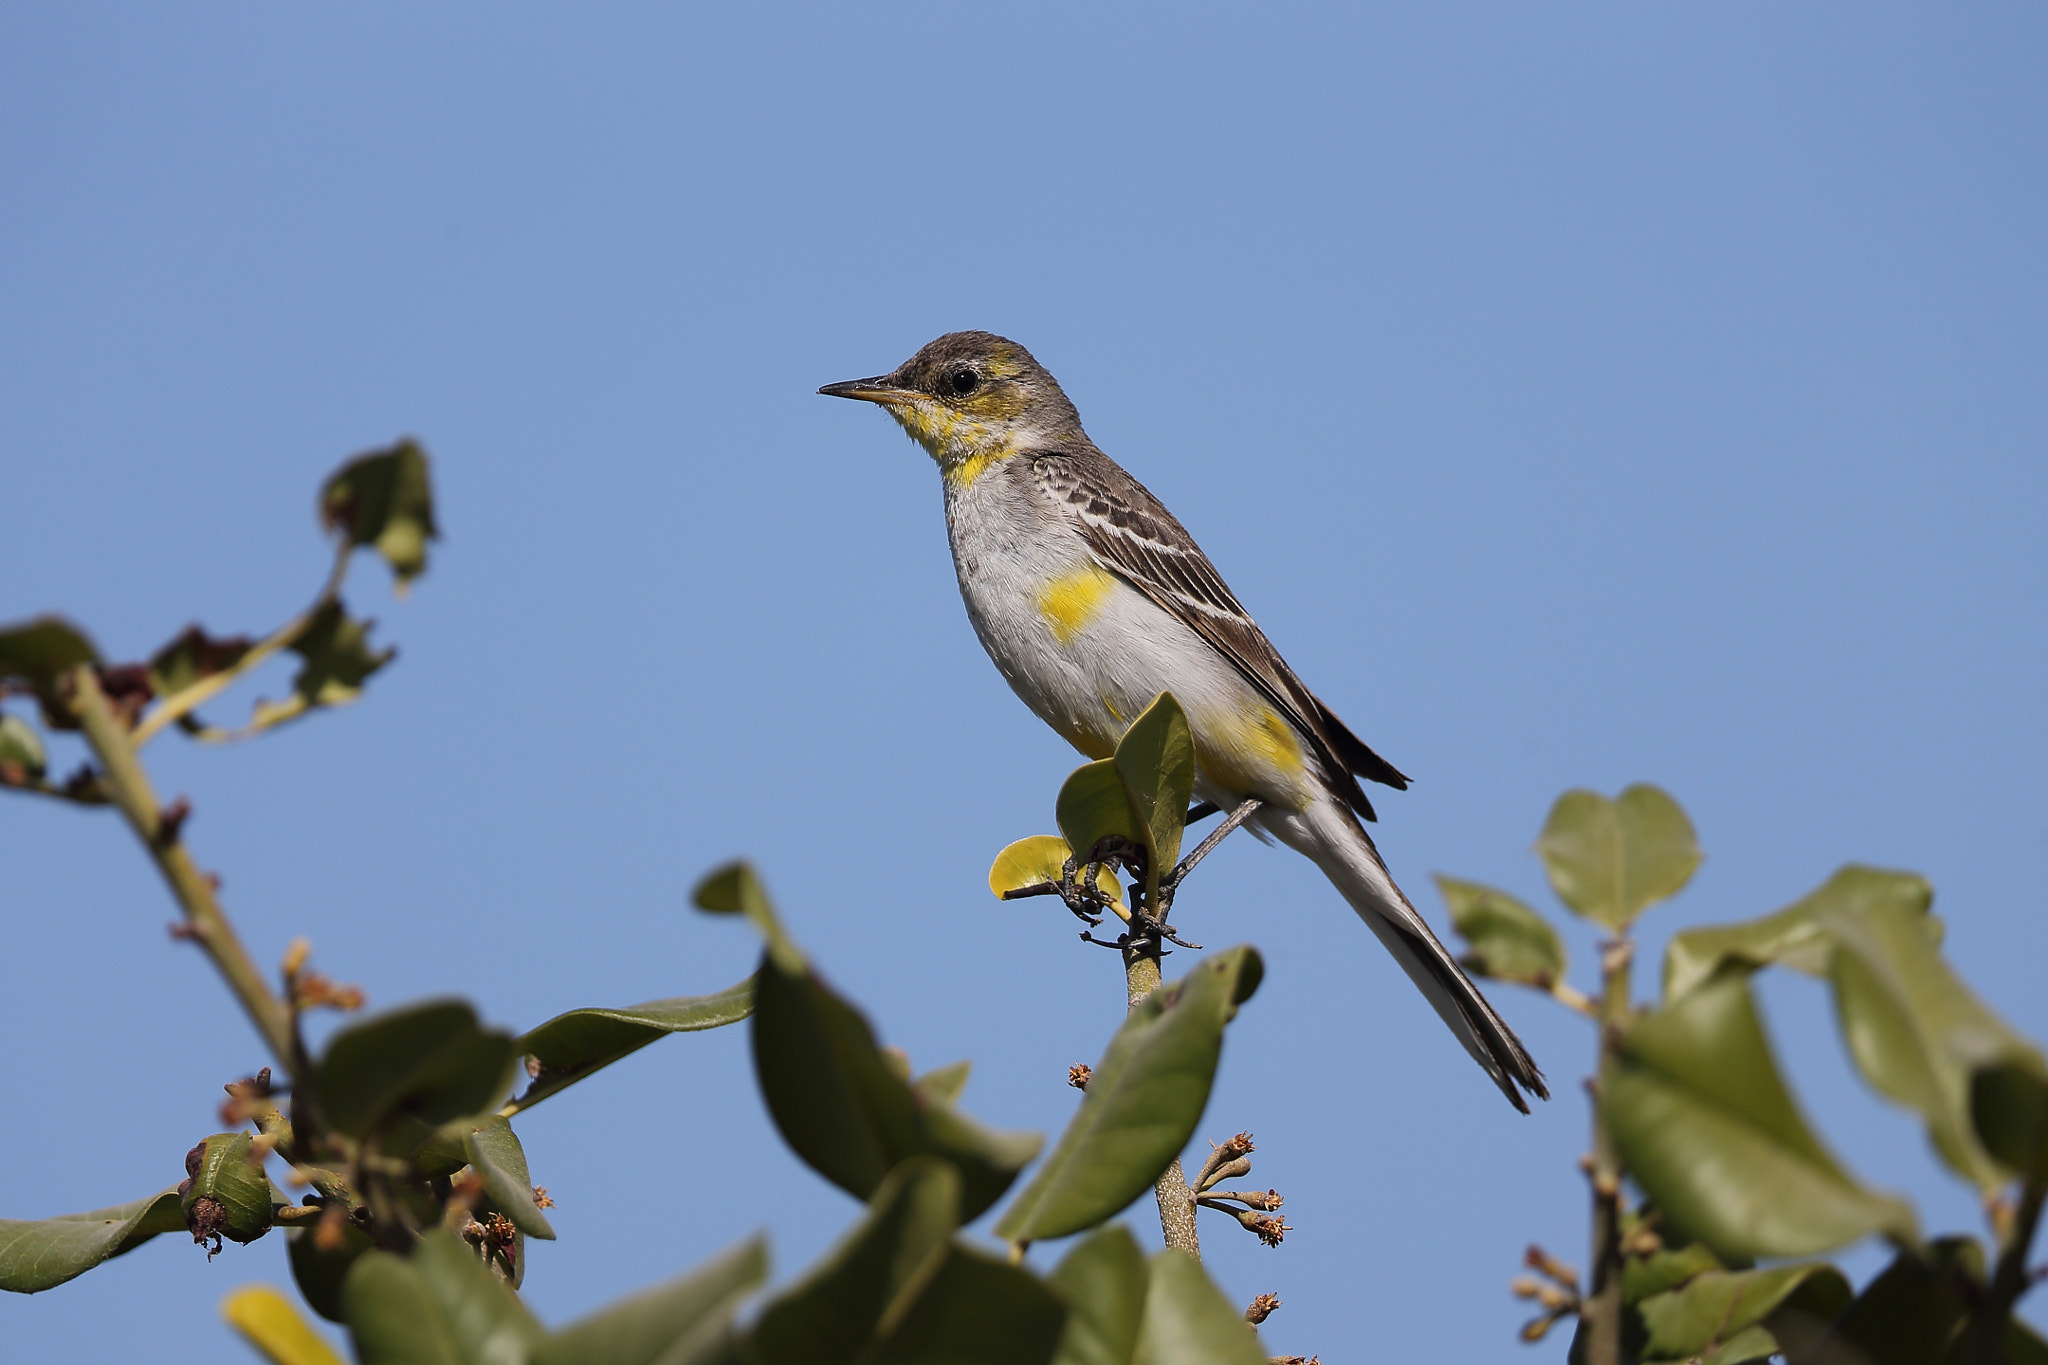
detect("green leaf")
[872,1243,1066,1365]
[0,616,100,689]
[533,1236,767,1365]
[1823,1236,1981,1365]
[1636,1263,1850,1364]
[1536,785,1701,928]
[1436,875,1567,989]
[1049,1225,1149,1365]
[508,978,755,1115]
[988,836,1124,910]
[1133,1250,1267,1365]
[1970,1062,2048,1183]
[995,947,1264,1243]
[1662,864,1931,1002]
[290,1216,376,1323]
[0,1187,185,1293]
[1606,974,1916,1259]
[1620,1241,1725,1303]
[221,1285,349,1365]
[0,710,47,781]
[1113,693,1197,907]
[147,624,253,699]
[1056,762,1146,877]
[462,1117,554,1240]
[343,1232,541,1365]
[248,599,394,730]
[1820,888,2042,1190]
[313,999,519,1141]
[913,1061,971,1109]
[180,1131,275,1246]
[344,1250,463,1365]
[321,439,439,590]
[693,862,804,973]
[751,948,1039,1222]
[746,1157,961,1363]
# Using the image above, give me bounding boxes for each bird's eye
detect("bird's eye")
[943,366,982,397]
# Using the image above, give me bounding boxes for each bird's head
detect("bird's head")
[820,331,1086,483]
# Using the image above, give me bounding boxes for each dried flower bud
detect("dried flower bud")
[531,1187,554,1210]
[1067,1064,1092,1090]
[1244,1292,1282,1324]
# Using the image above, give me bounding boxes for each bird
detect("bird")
[820,331,1546,1112]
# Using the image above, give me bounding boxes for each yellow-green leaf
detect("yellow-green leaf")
[221,1285,347,1365]
[995,947,1263,1243]
[1663,865,1930,1002]
[1436,874,1566,989]
[1606,974,1915,1259]
[320,439,439,590]
[989,835,1125,910]
[1536,785,1701,928]
[1113,692,1197,907]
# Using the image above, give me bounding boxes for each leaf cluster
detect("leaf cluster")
[1446,787,2048,1364]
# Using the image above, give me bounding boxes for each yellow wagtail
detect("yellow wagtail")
[822,332,1546,1111]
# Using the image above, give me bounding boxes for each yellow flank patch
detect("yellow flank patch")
[1036,565,1119,645]
[1200,706,1306,793]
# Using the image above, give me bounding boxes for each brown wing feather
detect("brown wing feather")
[1031,450,1410,820]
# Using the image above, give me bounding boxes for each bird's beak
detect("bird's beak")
[818,376,918,406]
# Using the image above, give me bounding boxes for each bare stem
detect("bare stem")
[1962,1179,2046,1365]
[131,544,350,747]
[1126,943,1201,1257]
[67,666,298,1068]
[1580,936,1634,1365]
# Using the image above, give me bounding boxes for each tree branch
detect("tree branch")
[67,666,298,1068]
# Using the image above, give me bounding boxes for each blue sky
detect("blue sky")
[3,5,2044,1360]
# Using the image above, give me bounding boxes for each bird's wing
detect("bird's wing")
[1030,450,1410,818]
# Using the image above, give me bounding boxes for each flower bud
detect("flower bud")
[178,1132,273,1255]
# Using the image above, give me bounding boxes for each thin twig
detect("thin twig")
[131,545,350,747]
[1160,796,1263,901]
[67,666,298,1068]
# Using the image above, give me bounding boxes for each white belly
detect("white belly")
[944,474,1320,809]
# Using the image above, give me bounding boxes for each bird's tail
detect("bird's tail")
[1299,803,1548,1112]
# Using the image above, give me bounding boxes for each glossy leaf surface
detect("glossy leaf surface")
[1133,1250,1267,1365]
[996,947,1263,1243]
[1821,888,2040,1190]
[1113,692,1196,905]
[744,1157,959,1364]
[750,947,1038,1220]
[508,978,754,1115]
[1635,1263,1850,1364]
[1606,975,1915,1258]
[314,999,519,1140]
[1436,875,1566,988]
[1049,1225,1149,1365]
[988,836,1123,909]
[1056,762,1145,875]
[463,1117,554,1240]
[534,1236,767,1365]
[0,1187,184,1293]
[1536,784,1701,928]
[344,1232,542,1365]
[1662,864,1929,1001]
[694,862,803,971]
